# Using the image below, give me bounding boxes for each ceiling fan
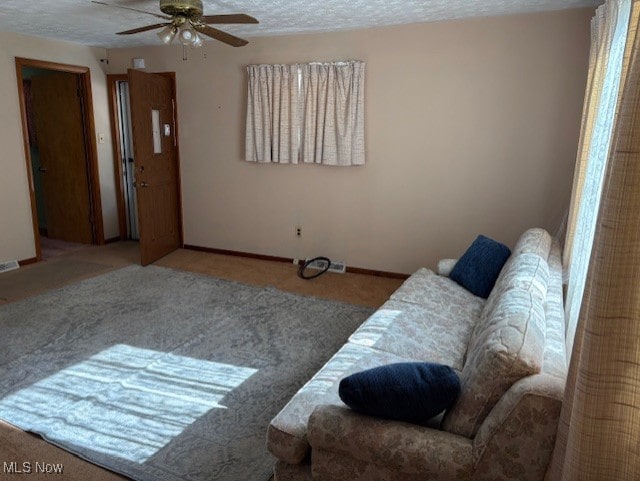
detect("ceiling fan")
[92,0,258,47]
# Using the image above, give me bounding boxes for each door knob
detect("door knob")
[139,181,149,188]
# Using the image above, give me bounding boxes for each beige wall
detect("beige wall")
[107,8,592,274]
[0,32,119,263]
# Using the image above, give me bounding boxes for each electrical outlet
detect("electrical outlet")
[295,225,302,238]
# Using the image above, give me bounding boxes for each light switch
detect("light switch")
[98,133,106,144]
[132,58,146,69]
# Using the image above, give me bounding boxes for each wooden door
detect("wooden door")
[128,69,181,265]
[31,72,93,244]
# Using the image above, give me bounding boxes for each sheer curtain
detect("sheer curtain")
[562,0,631,357]
[299,61,365,166]
[245,64,300,163]
[562,13,601,269]
[547,1,640,480]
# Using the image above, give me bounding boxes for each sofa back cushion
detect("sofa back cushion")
[543,241,568,377]
[512,227,552,258]
[476,228,551,321]
[442,248,548,438]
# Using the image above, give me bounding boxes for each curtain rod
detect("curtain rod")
[247,60,364,68]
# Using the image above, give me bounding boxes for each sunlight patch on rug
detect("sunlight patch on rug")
[0,344,257,463]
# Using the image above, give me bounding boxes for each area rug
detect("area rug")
[0,265,373,481]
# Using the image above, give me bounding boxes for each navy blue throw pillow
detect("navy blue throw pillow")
[338,362,460,425]
[449,235,511,298]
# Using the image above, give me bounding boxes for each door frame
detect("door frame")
[15,57,105,261]
[107,72,183,244]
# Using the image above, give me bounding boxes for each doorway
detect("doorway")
[16,58,104,261]
[114,79,139,240]
[108,71,183,265]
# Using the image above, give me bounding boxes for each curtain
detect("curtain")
[299,61,365,166]
[546,2,640,480]
[562,0,631,357]
[562,14,600,269]
[245,64,300,163]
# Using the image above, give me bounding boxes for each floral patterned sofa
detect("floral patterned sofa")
[267,228,567,481]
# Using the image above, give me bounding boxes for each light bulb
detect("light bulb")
[157,24,177,44]
[178,24,196,46]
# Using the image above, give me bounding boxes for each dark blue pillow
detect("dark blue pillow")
[338,362,460,425]
[449,235,511,298]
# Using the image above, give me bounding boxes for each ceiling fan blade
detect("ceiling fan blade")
[117,23,168,35]
[201,14,259,25]
[91,1,172,20]
[194,25,249,47]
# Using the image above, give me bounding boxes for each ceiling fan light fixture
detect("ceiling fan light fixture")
[95,0,256,48]
[178,22,196,46]
[191,32,203,48]
[157,24,177,44]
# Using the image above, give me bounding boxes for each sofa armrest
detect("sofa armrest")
[308,405,473,478]
[437,258,458,277]
[472,374,565,481]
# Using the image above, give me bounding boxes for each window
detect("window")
[245,61,365,166]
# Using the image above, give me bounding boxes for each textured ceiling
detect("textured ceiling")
[0,0,601,49]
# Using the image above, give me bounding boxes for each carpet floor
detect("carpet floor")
[0,265,374,481]
[0,258,112,305]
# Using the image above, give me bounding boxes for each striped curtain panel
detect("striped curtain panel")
[245,64,300,163]
[547,1,640,480]
[299,61,365,166]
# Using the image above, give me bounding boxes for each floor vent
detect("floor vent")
[328,261,346,274]
[0,261,19,274]
[305,259,346,274]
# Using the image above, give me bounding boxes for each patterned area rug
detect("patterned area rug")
[0,265,373,481]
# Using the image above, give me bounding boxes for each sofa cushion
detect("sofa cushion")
[339,362,460,424]
[390,268,486,320]
[349,299,477,370]
[442,284,547,438]
[476,228,552,320]
[449,235,511,298]
[543,241,568,378]
[477,252,550,338]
